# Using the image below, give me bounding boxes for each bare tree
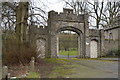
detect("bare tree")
[102,1,120,27]
[63,0,88,14]
[88,1,105,29]
[63,0,120,29]
[2,1,48,43]
[2,2,17,31]
[2,1,48,64]
[63,0,104,29]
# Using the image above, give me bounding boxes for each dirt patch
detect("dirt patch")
[8,64,28,77]
[35,59,61,78]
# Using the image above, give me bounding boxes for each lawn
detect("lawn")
[27,72,40,78]
[59,50,78,56]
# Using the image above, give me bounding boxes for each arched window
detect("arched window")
[109,33,113,42]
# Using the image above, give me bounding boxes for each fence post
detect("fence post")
[8,73,10,79]
[30,57,35,72]
[2,66,8,79]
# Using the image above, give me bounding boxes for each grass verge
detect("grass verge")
[27,72,40,78]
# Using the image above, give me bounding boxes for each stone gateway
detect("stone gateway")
[31,8,105,58]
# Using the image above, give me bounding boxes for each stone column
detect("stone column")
[81,34,85,58]
[45,36,49,58]
[0,2,2,80]
[51,33,58,58]
[86,37,90,58]
[98,40,101,57]
[30,57,35,72]
[78,36,81,57]
[56,35,59,57]
[2,66,8,79]
[100,29,105,57]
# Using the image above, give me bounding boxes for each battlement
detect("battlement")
[63,8,73,14]
[89,29,100,37]
[30,25,48,35]
[48,8,85,23]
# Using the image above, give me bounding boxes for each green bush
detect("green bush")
[104,48,120,57]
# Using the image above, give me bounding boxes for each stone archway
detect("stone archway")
[30,8,104,58]
[90,40,98,58]
[47,8,88,58]
[56,26,83,58]
[34,8,103,58]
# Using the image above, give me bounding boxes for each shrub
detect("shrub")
[2,33,38,65]
[104,48,120,57]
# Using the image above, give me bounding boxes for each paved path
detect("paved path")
[98,58,119,61]
[72,59,118,78]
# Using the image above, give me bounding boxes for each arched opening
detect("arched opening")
[36,38,46,58]
[90,40,98,58]
[56,28,82,58]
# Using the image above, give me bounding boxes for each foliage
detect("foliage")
[2,32,38,65]
[104,48,120,57]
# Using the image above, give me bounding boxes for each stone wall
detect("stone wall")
[104,26,120,56]
[29,25,49,58]
[104,27,119,40]
[104,40,119,55]
[88,29,104,57]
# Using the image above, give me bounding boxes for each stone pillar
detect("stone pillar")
[56,35,59,57]
[47,33,51,58]
[84,13,89,58]
[0,28,2,79]
[86,37,90,58]
[78,36,81,57]
[51,35,58,58]
[30,57,35,72]
[45,36,49,58]
[118,14,120,53]
[0,2,2,80]
[2,66,8,79]
[100,29,105,57]
[81,34,85,58]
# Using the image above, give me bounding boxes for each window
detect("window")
[109,33,113,42]
[109,33,113,39]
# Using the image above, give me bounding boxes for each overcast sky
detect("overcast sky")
[46,0,65,12]
[31,0,114,29]
[32,0,65,13]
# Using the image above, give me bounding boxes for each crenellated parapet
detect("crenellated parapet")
[30,25,48,35]
[48,8,85,23]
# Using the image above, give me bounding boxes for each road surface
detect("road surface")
[40,58,118,78]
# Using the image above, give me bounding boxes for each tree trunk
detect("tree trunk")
[15,2,29,64]
[15,2,29,43]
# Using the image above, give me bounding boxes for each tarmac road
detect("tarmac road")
[46,58,118,78]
